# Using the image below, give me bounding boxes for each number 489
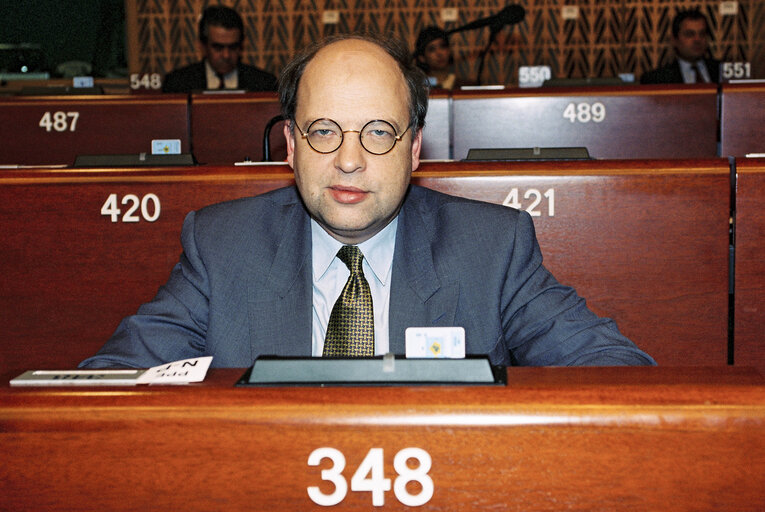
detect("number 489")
[562,102,605,123]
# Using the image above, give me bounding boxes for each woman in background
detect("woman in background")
[414,26,472,89]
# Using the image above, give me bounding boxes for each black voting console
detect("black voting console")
[237,355,507,387]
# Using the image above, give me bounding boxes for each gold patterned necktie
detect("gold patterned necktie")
[323,245,375,357]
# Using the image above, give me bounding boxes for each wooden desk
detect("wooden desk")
[421,90,450,160]
[451,85,718,160]
[0,95,190,166]
[189,92,286,164]
[734,158,765,371]
[0,165,294,371]
[2,366,763,511]
[720,83,765,157]
[0,160,730,372]
[417,159,731,366]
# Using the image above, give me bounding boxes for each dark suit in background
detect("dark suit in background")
[640,58,720,84]
[80,185,655,369]
[162,61,277,93]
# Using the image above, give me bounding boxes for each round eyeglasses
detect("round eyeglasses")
[293,118,411,155]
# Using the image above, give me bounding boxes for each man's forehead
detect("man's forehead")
[296,39,409,117]
[679,19,707,33]
[307,40,399,76]
[207,25,241,42]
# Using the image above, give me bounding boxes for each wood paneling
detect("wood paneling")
[124,0,765,86]
[451,85,718,160]
[2,367,764,511]
[0,160,730,372]
[0,95,189,166]
[734,158,765,370]
[721,83,765,157]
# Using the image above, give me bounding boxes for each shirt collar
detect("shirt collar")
[312,217,398,284]
[204,60,237,85]
[677,57,703,69]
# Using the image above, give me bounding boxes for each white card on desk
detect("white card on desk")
[136,356,213,384]
[405,327,465,359]
[10,356,213,386]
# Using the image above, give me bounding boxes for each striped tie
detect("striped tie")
[323,245,375,357]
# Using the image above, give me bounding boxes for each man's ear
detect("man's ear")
[411,128,423,172]
[196,40,208,60]
[284,121,296,168]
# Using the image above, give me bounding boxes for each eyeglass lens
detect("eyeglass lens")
[303,119,402,155]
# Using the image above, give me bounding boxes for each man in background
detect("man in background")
[162,5,277,93]
[641,9,720,84]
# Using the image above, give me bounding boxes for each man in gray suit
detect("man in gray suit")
[81,34,654,369]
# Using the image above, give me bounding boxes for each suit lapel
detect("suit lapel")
[247,191,313,357]
[389,187,459,354]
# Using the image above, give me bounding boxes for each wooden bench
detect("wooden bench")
[0,159,731,372]
[421,90,450,160]
[189,92,286,164]
[2,367,764,511]
[417,159,731,366]
[451,84,719,160]
[0,95,190,166]
[734,157,765,371]
[721,83,765,157]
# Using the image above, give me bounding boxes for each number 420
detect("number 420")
[101,193,161,223]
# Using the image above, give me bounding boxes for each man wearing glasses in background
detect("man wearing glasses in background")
[162,5,277,93]
[81,34,654,369]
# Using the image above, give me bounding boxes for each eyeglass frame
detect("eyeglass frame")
[291,118,412,156]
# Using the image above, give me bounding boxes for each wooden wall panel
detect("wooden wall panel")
[125,0,765,85]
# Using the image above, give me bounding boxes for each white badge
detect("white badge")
[405,327,465,359]
[151,138,181,155]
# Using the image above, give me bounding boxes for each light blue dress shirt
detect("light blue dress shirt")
[310,217,397,356]
[678,57,711,83]
[204,60,238,89]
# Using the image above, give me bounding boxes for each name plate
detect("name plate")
[237,355,506,387]
[10,357,213,386]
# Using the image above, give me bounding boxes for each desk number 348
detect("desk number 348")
[308,447,433,507]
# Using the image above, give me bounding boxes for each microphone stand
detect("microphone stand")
[447,5,524,86]
[475,23,504,85]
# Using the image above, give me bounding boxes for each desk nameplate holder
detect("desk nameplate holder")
[236,355,506,387]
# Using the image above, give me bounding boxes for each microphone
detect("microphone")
[448,4,525,34]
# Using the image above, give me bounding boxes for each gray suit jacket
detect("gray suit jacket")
[80,185,654,368]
